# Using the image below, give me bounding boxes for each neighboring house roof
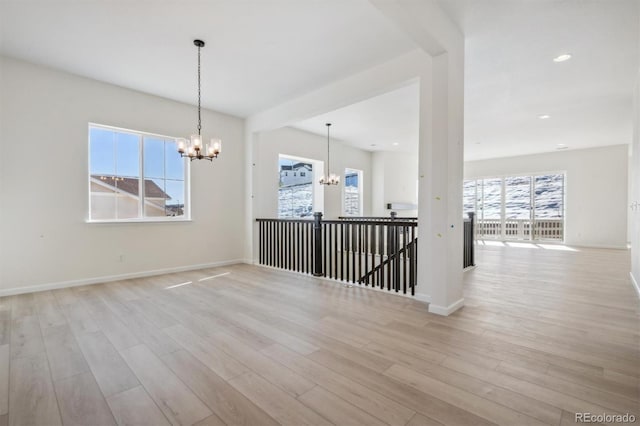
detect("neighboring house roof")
[280,163,312,172]
[91,175,171,199]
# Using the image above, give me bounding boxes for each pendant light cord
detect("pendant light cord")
[197,44,202,135]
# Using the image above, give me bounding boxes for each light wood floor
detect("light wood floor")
[0,244,638,426]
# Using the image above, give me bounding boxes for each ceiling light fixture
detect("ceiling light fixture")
[556,144,569,150]
[553,54,572,62]
[319,123,340,186]
[177,40,222,162]
[538,114,551,119]
[392,142,399,146]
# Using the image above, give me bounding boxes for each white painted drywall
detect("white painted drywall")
[253,126,372,220]
[465,145,629,249]
[371,151,418,217]
[631,67,640,293]
[0,56,246,293]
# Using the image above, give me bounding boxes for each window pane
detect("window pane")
[278,156,314,218]
[115,132,139,178]
[463,180,476,216]
[90,128,115,176]
[165,180,185,217]
[144,178,168,217]
[481,178,502,220]
[144,138,186,218]
[90,191,116,220]
[535,174,564,219]
[165,140,184,180]
[344,168,362,216]
[144,137,164,179]
[505,176,531,219]
[90,128,117,220]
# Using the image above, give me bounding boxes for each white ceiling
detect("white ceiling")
[1,0,638,161]
[440,0,639,161]
[293,0,639,160]
[0,0,415,117]
[293,82,419,153]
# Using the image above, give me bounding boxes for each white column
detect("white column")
[415,51,465,315]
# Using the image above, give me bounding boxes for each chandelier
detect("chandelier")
[177,40,222,161]
[319,123,340,185]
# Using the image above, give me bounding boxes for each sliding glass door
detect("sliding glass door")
[479,178,502,239]
[533,173,565,240]
[464,173,565,242]
[504,176,532,240]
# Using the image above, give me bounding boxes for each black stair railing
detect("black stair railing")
[256,211,476,296]
[256,213,418,295]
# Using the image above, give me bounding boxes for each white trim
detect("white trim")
[414,293,432,303]
[630,272,640,298]
[570,243,629,250]
[86,218,192,224]
[428,298,465,316]
[478,239,628,251]
[88,122,179,141]
[0,259,243,297]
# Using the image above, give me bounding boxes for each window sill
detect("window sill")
[86,218,193,224]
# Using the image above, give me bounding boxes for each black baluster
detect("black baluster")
[313,212,323,277]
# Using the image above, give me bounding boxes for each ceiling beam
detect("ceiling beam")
[246,49,428,133]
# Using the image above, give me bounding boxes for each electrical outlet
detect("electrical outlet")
[118,254,125,263]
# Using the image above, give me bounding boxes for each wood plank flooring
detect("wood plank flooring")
[1,243,638,425]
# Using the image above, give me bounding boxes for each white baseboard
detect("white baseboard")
[478,239,628,250]
[571,243,628,250]
[0,259,244,297]
[414,293,432,303]
[428,298,465,316]
[631,272,640,298]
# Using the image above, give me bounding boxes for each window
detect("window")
[344,168,363,216]
[278,155,314,218]
[463,172,565,241]
[89,124,188,221]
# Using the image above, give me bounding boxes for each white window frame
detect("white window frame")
[87,123,191,223]
[343,168,363,216]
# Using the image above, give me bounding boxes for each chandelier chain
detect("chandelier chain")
[326,123,331,175]
[197,44,202,135]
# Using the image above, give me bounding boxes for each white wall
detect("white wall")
[465,145,629,249]
[371,151,418,217]
[253,126,372,220]
[631,68,640,293]
[0,56,246,294]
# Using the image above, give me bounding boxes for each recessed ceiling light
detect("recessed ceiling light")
[370,144,377,147]
[392,142,399,146]
[538,114,550,119]
[556,144,568,150]
[553,54,572,63]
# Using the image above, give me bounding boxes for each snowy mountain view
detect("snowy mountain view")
[464,174,565,219]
